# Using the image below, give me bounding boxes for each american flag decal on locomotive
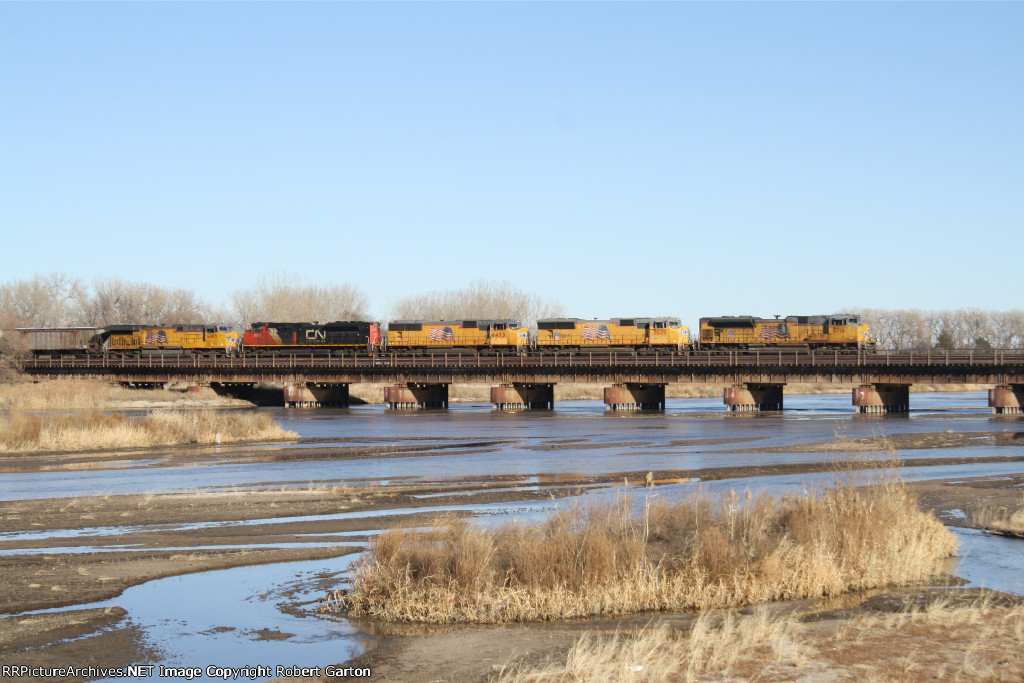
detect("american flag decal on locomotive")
[145,331,169,344]
[581,324,611,341]
[759,324,791,341]
[427,326,456,342]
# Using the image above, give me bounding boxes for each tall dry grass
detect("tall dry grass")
[502,608,811,682]
[502,597,1024,682]
[0,410,297,452]
[969,493,1024,536]
[0,380,198,411]
[328,476,958,624]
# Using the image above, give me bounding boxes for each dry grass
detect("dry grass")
[501,597,1024,682]
[501,608,811,682]
[0,410,297,452]
[0,380,214,410]
[328,473,957,624]
[969,493,1024,536]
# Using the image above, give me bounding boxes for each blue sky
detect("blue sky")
[2,2,1021,324]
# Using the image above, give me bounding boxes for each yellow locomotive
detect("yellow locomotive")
[536,317,691,349]
[698,314,875,349]
[386,319,529,349]
[106,324,241,353]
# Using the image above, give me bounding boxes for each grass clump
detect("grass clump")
[502,597,1024,682]
[0,410,297,452]
[328,476,958,624]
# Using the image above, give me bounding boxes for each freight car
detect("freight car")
[243,321,382,353]
[106,324,241,354]
[698,314,875,350]
[536,317,691,350]
[387,319,529,350]
[15,327,107,356]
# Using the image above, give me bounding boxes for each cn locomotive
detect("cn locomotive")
[13,312,876,356]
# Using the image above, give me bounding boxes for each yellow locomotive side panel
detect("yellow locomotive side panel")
[699,319,761,346]
[856,322,876,348]
[700,315,874,349]
[387,320,528,348]
[107,325,240,351]
[537,318,689,349]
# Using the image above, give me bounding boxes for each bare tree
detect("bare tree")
[390,279,565,326]
[0,273,86,329]
[857,308,1016,350]
[989,310,1024,349]
[78,278,217,326]
[230,271,370,326]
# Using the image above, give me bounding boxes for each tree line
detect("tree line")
[0,273,563,331]
[855,308,1024,350]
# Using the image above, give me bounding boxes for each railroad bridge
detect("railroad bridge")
[18,350,1024,414]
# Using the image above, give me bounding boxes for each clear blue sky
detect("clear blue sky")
[2,2,1021,324]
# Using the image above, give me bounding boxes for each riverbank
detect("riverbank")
[0,410,298,453]
[0,379,252,411]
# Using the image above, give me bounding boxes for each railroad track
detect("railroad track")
[19,349,1024,370]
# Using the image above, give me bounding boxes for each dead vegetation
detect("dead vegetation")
[328,473,958,624]
[389,279,564,327]
[969,493,1024,537]
[0,379,236,411]
[501,596,1024,682]
[0,410,297,453]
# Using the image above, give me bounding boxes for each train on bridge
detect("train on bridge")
[11,313,875,356]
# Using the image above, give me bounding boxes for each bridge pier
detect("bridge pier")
[723,383,784,412]
[604,383,666,411]
[385,383,449,410]
[989,385,1024,414]
[490,383,554,410]
[283,382,349,408]
[852,384,910,414]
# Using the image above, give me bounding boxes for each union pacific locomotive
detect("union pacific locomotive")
[14,312,875,356]
[537,317,690,350]
[698,314,874,350]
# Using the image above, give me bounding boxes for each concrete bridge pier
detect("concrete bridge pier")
[490,383,555,410]
[723,383,784,412]
[604,383,666,411]
[852,384,910,414]
[989,385,1024,414]
[284,382,349,408]
[385,383,449,410]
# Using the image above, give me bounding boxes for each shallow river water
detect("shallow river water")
[3,391,1023,681]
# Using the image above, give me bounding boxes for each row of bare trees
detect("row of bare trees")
[0,273,564,330]
[0,274,228,329]
[856,308,1024,350]
[389,279,565,323]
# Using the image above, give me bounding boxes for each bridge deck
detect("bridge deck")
[18,350,1024,386]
